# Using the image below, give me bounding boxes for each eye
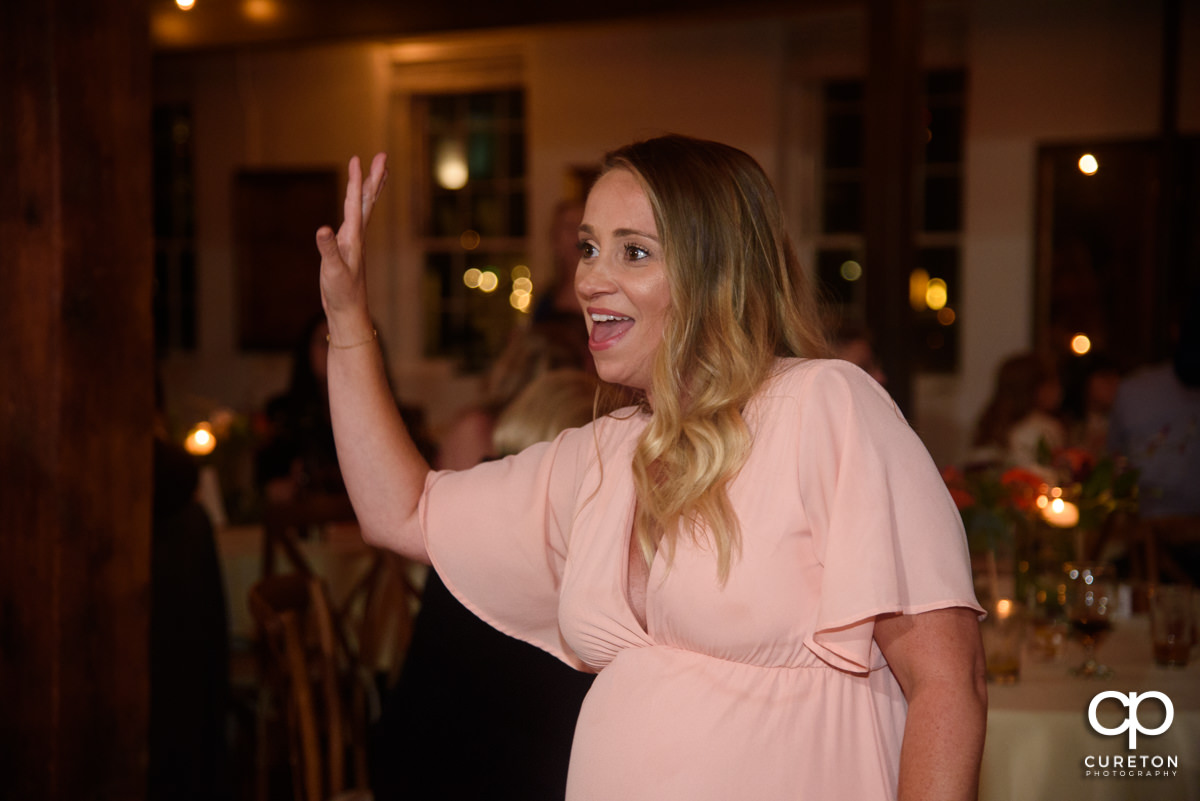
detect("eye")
[577,240,598,259]
[624,244,650,261]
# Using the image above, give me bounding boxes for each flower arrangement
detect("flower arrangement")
[943,449,1138,611]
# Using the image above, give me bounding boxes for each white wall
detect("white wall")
[156,41,394,428]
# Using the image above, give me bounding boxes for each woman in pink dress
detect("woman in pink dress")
[316,135,986,801]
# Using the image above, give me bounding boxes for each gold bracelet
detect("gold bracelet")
[326,328,378,349]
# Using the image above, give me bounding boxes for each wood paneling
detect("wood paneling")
[0,1,153,798]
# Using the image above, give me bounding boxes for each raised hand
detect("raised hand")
[316,153,388,326]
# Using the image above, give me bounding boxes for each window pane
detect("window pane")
[417,89,528,370]
[508,131,526,179]
[923,173,961,232]
[468,91,498,123]
[505,89,525,119]
[471,193,505,237]
[468,131,496,180]
[816,248,863,307]
[823,179,863,234]
[432,192,462,238]
[926,105,963,165]
[824,112,864,170]
[508,190,527,237]
[912,247,959,372]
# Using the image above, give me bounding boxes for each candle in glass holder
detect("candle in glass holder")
[995,598,1014,620]
[1041,497,1079,528]
[185,422,217,456]
[983,597,1023,683]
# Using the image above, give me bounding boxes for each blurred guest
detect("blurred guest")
[437,325,584,470]
[1062,352,1121,456]
[370,369,606,801]
[256,314,433,500]
[533,199,592,371]
[534,198,587,323]
[832,322,887,387]
[972,351,1065,468]
[256,314,343,503]
[1108,291,1200,519]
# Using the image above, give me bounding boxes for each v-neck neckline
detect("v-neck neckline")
[625,512,651,633]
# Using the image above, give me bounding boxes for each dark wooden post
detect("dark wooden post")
[0,1,153,798]
[864,0,922,415]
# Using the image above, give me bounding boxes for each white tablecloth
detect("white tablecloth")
[981,615,1199,801]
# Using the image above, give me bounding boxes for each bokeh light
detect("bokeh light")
[909,268,929,311]
[435,139,468,190]
[185,422,216,456]
[925,278,948,311]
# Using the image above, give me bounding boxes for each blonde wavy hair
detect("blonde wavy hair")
[602,135,830,582]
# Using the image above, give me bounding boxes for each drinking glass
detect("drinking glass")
[1064,562,1116,678]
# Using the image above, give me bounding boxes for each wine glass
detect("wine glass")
[1064,562,1116,678]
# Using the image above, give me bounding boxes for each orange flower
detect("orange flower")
[941,467,976,510]
[999,467,1044,511]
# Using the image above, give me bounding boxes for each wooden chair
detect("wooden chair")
[260,493,357,579]
[249,573,371,801]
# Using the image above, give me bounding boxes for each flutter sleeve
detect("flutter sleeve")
[418,426,589,669]
[796,361,984,674]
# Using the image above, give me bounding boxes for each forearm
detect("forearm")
[896,679,987,801]
[326,312,431,563]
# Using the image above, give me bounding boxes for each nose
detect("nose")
[575,255,614,302]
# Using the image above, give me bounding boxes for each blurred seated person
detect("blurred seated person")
[257,315,433,505]
[256,314,344,504]
[533,198,586,323]
[1062,352,1121,456]
[437,325,585,470]
[1108,290,1200,520]
[832,322,886,387]
[971,351,1065,469]
[370,369,609,801]
[532,198,592,370]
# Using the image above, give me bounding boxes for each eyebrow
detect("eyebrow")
[578,223,660,242]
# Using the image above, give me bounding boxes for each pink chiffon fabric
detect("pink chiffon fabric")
[419,358,982,800]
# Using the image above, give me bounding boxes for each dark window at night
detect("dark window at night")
[416,89,528,372]
[815,69,966,373]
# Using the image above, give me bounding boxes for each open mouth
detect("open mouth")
[590,312,634,344]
